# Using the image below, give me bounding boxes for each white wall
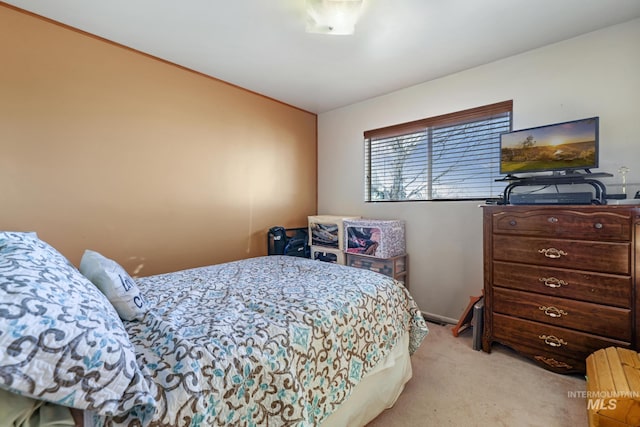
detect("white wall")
[317,18,640,323]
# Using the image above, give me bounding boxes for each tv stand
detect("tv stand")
[501,172,613,205]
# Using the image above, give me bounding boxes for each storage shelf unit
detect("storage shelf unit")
[346,253,408,288]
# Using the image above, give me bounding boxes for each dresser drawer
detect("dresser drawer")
[493,261,632,307]
[492,314,630,373]
[493,288,631,341]
[492,209,631,241]
[493,235,630,274]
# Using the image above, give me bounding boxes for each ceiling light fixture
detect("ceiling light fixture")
[305,0,365,35]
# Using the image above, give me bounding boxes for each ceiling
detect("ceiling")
[5,0,640,113]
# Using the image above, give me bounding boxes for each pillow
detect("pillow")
[0,232,155,416]
[79,250,149,321]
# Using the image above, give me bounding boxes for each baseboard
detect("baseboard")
[421,311,458,326]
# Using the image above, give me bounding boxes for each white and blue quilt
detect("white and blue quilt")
[100,255,428,426]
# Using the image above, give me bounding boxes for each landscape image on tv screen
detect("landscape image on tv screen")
[500,117,598,174]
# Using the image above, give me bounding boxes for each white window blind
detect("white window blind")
[364,101,512,201]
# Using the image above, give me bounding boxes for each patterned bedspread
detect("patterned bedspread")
[99,256,428,426]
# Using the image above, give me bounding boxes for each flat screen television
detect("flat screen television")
[500,117,599,175]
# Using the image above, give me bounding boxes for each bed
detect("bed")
[0,231,428,426]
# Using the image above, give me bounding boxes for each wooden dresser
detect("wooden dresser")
[482,205,640,374]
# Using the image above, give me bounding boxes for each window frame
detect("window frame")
[364,100,513,202]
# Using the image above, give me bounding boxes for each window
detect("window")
[364,100,512,201]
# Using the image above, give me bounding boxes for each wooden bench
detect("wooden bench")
[586,347,640,427]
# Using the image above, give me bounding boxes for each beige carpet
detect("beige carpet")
[367,322,587,427]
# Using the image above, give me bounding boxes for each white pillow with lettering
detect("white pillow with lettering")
[79,250,149,321]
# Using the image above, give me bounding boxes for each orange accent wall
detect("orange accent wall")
[0,4,317,276]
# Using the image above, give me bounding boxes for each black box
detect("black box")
[267,227,309,257]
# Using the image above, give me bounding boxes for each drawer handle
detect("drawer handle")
[594,222,603,229]
[547,217,559,223]
[538,248,568,259]
[539,305,568,318]
[534,356,572,369]
[539,277,568,288]
[539,334,568,348]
